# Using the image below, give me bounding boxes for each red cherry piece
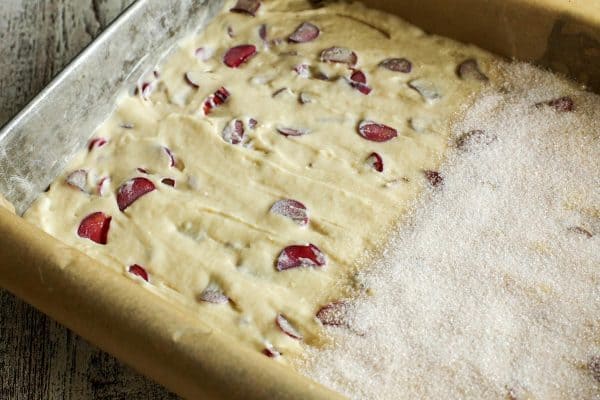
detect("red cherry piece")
[424,170,443,187]
[222,119,245,144]
[223,45,257,68]
[288,22,320,43]
[276,244,326,271]
[354,83,372,95]
[161,178,175,187]
[456,59,488,81]
[184,72,200,88]
[128,264,149,282]
[316,301,348,326]
[543,96,575,112]
[97,176,110,196]
[66,170,88,192]
[116,177,156,212]
[202,87,230,115]
[77,212,111,245]
[262,346,281,358]
[230,0,261,16]
[366,152,384,172]
[270,199,308,226]
[379,58,412,73]
[358,120,397,142]
[320,47,357,66]
[199,285,229,304]
[350,70,366,84]
[348,70,371,95]
[276,127,309,137]
[276,314,303,340]
[88,138,107,152]
[349,80,372,95]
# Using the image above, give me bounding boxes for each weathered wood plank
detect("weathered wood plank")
[0,1,178,398]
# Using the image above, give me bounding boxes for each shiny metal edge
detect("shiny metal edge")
[0,0,224,215]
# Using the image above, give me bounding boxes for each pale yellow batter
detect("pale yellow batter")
[25,0,493,359]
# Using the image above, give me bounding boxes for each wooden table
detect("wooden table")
[0,1,177,398]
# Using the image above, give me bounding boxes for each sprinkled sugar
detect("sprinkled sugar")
[300,63,600,399]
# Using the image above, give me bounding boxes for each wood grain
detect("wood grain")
[0,1,178,398]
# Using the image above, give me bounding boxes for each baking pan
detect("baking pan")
[0,0,598,399]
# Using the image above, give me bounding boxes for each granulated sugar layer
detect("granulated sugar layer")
[300,63,600,399]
